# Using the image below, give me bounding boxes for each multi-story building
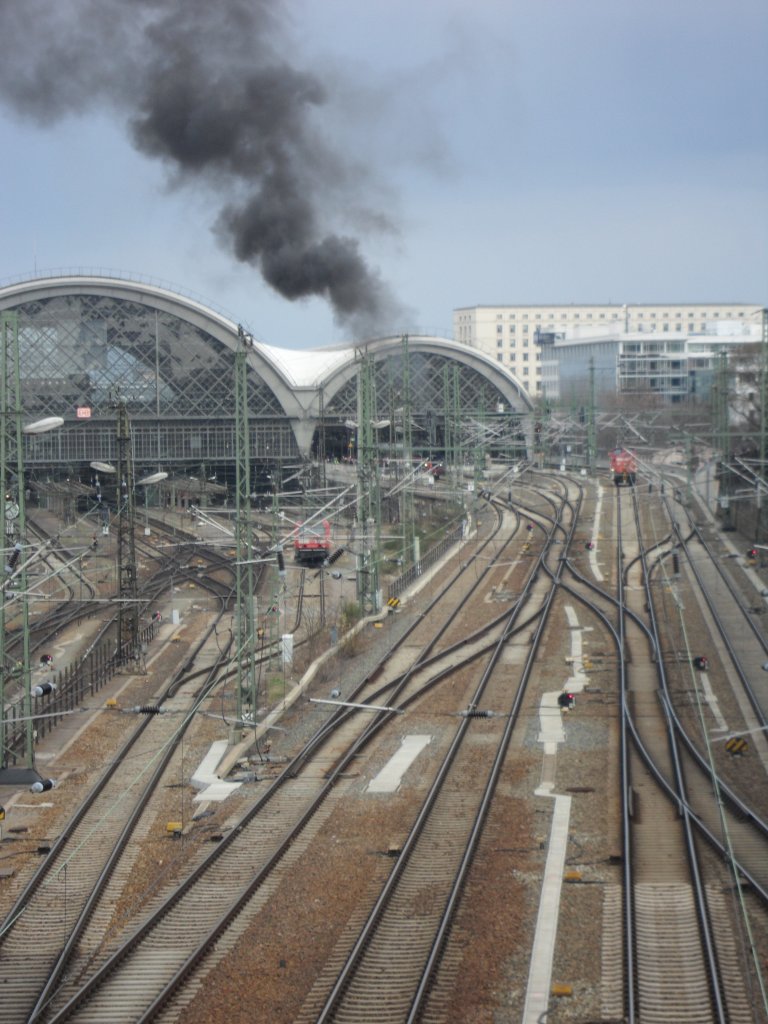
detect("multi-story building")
[453,303,764,398]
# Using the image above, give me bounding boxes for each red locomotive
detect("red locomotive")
[609,448,637,487]
[294,519,332,566]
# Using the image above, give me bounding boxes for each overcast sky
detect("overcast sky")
[0,0,765,349]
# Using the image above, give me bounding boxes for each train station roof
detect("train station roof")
[0,273,533,466]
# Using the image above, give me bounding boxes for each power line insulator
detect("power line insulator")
[32,682,57,697]
[30,778,56,793]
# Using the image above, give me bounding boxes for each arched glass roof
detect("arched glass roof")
[0,275,532,468]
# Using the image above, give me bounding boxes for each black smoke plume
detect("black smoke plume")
[0,0,405,335]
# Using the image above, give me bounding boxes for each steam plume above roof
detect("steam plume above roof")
[0,0,406,335]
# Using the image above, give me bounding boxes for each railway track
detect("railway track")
[303,481,580,1023]
[1,517,239,768]
[538,476,768,1023]
[0,616,237,1024]
[4,470,768,1022]
[18,479,566,1021]
[620,483,767,1021]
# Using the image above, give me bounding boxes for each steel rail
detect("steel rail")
[41,485,565,1021]
[626,485,728,1022]
[405,483,582,1022]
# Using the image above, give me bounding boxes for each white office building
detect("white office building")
[453,303,764,399]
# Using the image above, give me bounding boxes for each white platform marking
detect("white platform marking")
[523,792,572,1022]
[537,692,566,752]
[585,483,604,582]
[524,604,586,1022]
[700,673,728,732]
[192,740,242,802]
[367,735,431,793]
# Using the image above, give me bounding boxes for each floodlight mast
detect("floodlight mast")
[234,326,258,738]
[355,349,381,612]
[0,313,31,772]
[0,314,63,778]
[761,308,768,503]
[399,334,416,576]
[113,391,141,668]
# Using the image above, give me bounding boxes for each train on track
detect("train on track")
[609,447,638,486]
[294,519,332,566]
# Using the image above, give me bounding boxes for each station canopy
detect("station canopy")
[0,274,533,473]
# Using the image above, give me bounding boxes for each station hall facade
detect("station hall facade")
[0,275,533,489]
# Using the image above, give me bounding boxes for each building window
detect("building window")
[497,325,503,334]
[689,323,694,331]
[510,326,515,333]
[497,354,503,362]
[497,339,503,348]
[523,325,529,333]
[663,323,669,331]
[523,353,529,361]
[523,314,529,320]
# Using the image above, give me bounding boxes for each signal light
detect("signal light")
[557,692,575,709]
[747,548,758,559]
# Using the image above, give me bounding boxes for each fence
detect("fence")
[3,621,158,765]
[386,522,465,601]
